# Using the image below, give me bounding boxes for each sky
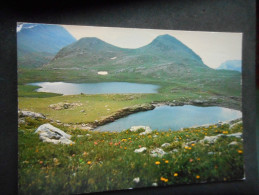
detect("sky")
[62,25,242,69]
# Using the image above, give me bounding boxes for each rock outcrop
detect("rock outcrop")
[199,132,242,144]
[150,148,167,157]
[130,126,152,135]
[18,110,46,119]
[92,104,155,127]
[134,147,147,153]
[35,123,74,145]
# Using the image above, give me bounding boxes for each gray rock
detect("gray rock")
[18,118,25,124]
[172,149,179,153]
[226,132,242,138]
[133,177,140,183]
[130,126,152,135]
[35,123,74,145]
[200,135,221,144]
[161,143,171,148]
[228,141,239,146]
[49,102,82,110]
[152,183,158,187]
[150,148,167,157]
[200,132,242,144]
[134,147,147,153]
[18,110,46,119]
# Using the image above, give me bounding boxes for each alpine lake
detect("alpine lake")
[29,82,242,131]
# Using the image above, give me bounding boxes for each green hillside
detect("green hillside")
[19,34,241,103]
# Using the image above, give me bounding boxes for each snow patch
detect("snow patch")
[97,71,108,75]
[16,24,23,32]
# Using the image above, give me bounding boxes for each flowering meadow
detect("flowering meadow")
[18,117,244,194]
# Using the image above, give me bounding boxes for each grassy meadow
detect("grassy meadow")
[17,29,243,194]
[19,116,244,194]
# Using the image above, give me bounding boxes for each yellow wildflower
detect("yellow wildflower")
[237,150,243,154]
[174,173,178,177]
[165,160,169,163]
[87,161,92,165]
[196,175,200,179]
[155,161,160,165]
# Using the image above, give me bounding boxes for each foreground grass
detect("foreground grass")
[18,117,244,195]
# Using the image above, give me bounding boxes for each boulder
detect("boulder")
[134,147,147,153]
[133,177,140,183]
[226,132,242,138]
[35,123,74,145]
[200,135,222,144]
[18,110,46,119]
[228,141,239,146]
[200,132,242,144]
[130,126,152,135]
[150,148,167,157]
[161,143,171,148]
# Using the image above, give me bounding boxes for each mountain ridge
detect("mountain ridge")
[46,34,208,73]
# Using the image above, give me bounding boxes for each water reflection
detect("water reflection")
[28,82,160,95]
[95,105,242,132]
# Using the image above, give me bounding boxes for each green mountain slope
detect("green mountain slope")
[20,34,241,104]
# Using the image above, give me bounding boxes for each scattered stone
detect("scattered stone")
[133,177,140,183]
[200,135,221,144]
[18,118,25,125]
[80,110,85,113]
[64,124,71,127]
[200,132,243,144]
[77,135,84,138]
[18,110,46,119]
[150,148,167,158]
[49,102,82,110]
[172,149,179,153]
[152,183,158,187]
[228,141,239,146]
[56,120,61,123]
[208,152,215,155]
[161,143,171,148]
[35,123,74,145]
[130,126,153,135]
[226,132,242,138]
[134,147,147,153]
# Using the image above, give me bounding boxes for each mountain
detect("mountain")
[21,34,241,100]
[45,34,209,75]
[17,23,76,68]
[216,60,242,72]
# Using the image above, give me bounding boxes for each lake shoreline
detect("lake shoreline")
[75,98,241,131]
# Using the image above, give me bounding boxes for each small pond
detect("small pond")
[28,82,160,95]
[95,105,242,132]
